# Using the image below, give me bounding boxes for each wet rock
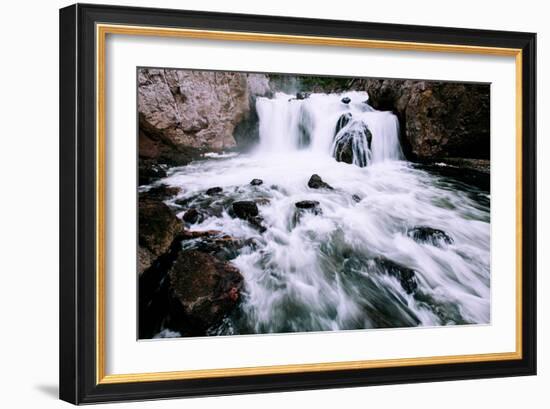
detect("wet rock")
[334,112,353,135]
[139,161,167,186]
[375,257,418,294]
[334,135,353,165]
[232,200,259,219]
[168,250,244,332]
[408,226,453,247]
[295,200,321,210]
[206,186,223,195]
[296,91,310,100]
[293,201,322,226]
[179,230,249,261]
[341,96,351,104]
[138,198,183,275]
[250,178,263,186]
[333,123,372,167]
[307,174,334,190]
[141,184,180,201]
[352,194,362,203]
[182,208,203,224]
[436,157,490,174]
[247,216,267,233]
[230,201,266,232]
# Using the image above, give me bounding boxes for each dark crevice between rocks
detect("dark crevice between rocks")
[233,92,263,152]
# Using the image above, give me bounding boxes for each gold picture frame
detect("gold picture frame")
[60,3,536,404]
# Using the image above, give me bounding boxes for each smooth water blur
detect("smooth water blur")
[256,91,403,164]
[159,91,490,335]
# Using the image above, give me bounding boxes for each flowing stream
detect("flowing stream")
[157,91,490,336]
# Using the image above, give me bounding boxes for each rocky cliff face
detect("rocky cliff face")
[138,69,489,178]
[138,68,270,163]
[361,79,490,161]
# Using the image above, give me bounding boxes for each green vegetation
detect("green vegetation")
[268,73,358,93]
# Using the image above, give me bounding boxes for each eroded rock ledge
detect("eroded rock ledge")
[138,68,271,183]
[361,79,490,163]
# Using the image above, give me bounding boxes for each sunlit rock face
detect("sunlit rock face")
[138,68,270,152]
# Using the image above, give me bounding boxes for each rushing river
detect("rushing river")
[154,91,490,336]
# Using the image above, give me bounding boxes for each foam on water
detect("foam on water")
[159,91,490,335]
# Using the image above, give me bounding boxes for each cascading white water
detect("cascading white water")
[256,91,404,165]
[154,90,491,337]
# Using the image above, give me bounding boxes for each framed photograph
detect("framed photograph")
[59,3,536,404]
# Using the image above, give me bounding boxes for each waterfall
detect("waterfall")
[256,91,404,166]
[150,89,491,338]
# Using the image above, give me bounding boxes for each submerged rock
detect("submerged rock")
[408,226,453,247]
[205,186,223,195]
[375,257,418,294]
[352,194,362,203]
[308,174,334,190]
[334,112,353,136]
[168,250,244,332]
[341,96,351,104]
[250,178,263,186]
[138,198,183,275]
[333,122,372,167]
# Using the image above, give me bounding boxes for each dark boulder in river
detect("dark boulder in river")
[232,200,259,219]
[295,200,321,210]
[182,208,203,224]
[138,197,183,275]
[308,174,334,190]
[408,226,453,247]
[250,178,263,186]
[294,201,322,225]
[205,186,223,195]
[231,201,266,232]
[168,250,244,332]
[296,91,310,100]
[341,96,351,104]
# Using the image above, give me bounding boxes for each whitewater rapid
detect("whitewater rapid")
[158,91,490,336]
